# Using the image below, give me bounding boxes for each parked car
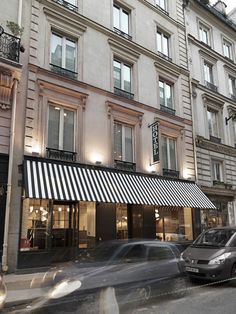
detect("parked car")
[0,272,6,310]
[181,226,236,283]
[28,240,188,313]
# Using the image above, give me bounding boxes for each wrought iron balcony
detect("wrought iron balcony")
[157,51,172,62]
[210,135,221,144]
[50,63,78,79]
[114,87,134,100]
[52,0,78,12]
[163,168,179,179]
[113,27,132,40]
[230,94,236,102]
[156,4,169,16]
[114,159,136,172]
[160,104,175,115]
[205,81,218,92]
[46,147,77,162]
[0,30,21,62]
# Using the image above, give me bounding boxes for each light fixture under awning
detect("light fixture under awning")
[23,157,216,209]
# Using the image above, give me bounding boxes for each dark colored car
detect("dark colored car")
[182,226,236,282]
[28,240,188,313]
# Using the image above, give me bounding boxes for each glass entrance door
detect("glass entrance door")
[52,203,78,248]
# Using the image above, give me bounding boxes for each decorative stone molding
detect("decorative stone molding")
[196,135,236,157]
[0,69,14,110]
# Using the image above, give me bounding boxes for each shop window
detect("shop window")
[79,202,96,249]
[156,29,171,60]
[116,203,128,239]
[156,207,193,241]
[113,4,131,39]
[50,32,77,79]
[47,104,75,155]
[113,59,133,99]
[201,207,228,230]
[20,199,50,251]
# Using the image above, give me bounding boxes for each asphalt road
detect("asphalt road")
[130,280,236,314]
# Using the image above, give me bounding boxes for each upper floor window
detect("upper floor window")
[223,39,233,60]
[159,80,175,114]
[52,0,78,12]
[48,104,75,152]
[204,61,217,92]
[211,160,223,183]
[157,30,170,59]
[113,60,133,99]
[229,76,236,99]
[199,23,211,46]
[156,0,168,12]
[113,4,130,38]
[161,136,177,171]
[50,32,77,78]
[114,122,133,163]
[207,108,220,140]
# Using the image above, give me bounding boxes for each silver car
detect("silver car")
[182,227,236,283]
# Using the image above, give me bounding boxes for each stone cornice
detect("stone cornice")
[199,185,235,198]
[196,135,236,157]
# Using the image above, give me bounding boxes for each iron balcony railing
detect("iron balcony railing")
[114,87,134,100]
[210,135,221,144]
[114,160,136,172]
[52,0,78,12]
[0,30,21,63]
[205,80,218,93]
[160,104,175,115]
[163,168,179,179]
[156,4,169,16]
[46,147,77,162]
[113,27,132,40]
[50,63,78,79]
[157,51,172,62]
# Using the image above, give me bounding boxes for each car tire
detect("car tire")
[171,277,188,298]
[230,263,236,286]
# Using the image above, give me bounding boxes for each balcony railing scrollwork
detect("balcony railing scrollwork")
[113,27,132,40]
[163,168,179,179]
[205,80,218,93]
[50,63,78,79]
[0,31,21,62]
[210,135,221,144]
[114,87,134,100]
[114,160,136,172]
[157,51,172,62]
[160,104,175,115]
[52,0,78,12]
[46,147,77,162]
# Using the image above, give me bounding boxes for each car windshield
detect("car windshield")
[83,242,125,262]
[194,229,236,246]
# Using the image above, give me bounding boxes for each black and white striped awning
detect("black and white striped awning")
[23,158,215,209]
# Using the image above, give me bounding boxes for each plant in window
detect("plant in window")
[6,21,25,55]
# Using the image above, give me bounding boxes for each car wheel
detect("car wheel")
[230,263,236,286]
[138,285,152,302]
[171,277,188,298]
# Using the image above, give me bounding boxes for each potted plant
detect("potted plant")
[5,21,25,61]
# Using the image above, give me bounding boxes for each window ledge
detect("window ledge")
[114,160,136,172]
[50,64,78,79]
[163,168,179,179]
[210,135,221,144]
[52,0,78,12]
[205,81,218,93]
[160,105,175,115]
[113,27,132,41]
[114,87,134,100]
[213,181,232,189]
[46,147,77,162]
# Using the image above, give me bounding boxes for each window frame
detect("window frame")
[161,135,177,171]
[223,38,233,60]
[47,103,76,152]
[155,0,168,12]
[113,121,134,163]
[159,79,174,110]
[211,159,224,183]
[156,29,170,59]
[228,75,236,98]
[113,59,132,93]
[199,22,211,46]
[50,31,77,72]
[207,107,220,139]
[113,4,131,36]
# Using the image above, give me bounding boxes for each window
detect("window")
[114,122,133,163]
[113,60,132,98]
[157,30,170,59]
[229,76,236,99]
[156,0,168,12]
[50,33,76,74]
[223,39,233,60]
[48,104,75,152]
[161,136,177,171]
[204,62,213,84]
[52,0,78,11]
[207,108,219,139]
[211,160,223,182]
[159,80,174,112]
[113,4,130,36]
[199,23,210,46]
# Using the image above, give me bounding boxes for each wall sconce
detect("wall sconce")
[225,113,236,125]
[95,161,102,165]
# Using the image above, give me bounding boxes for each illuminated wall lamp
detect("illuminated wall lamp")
[95,161,102,165]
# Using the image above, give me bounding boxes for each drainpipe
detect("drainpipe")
[17,0,23,28]
[2,79,18,272]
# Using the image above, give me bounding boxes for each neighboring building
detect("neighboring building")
[185,0,236,230]
[0,0,25,268]
[1,0,215,271]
